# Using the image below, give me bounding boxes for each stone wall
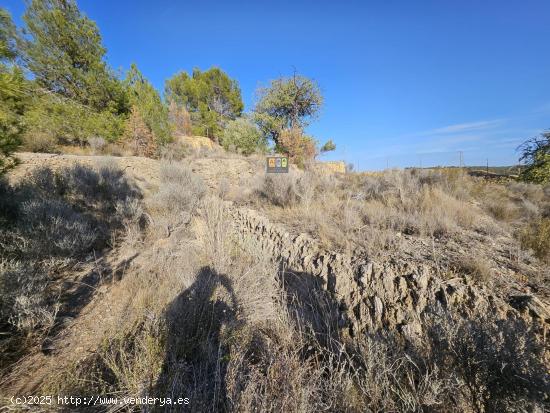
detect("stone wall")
[230,207,549,338]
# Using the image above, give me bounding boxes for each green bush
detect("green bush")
[220,118,266,155]
[0,68,27,170]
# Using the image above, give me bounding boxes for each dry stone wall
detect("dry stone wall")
[230,207,549,338]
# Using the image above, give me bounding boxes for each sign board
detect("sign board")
[266,156,289,173]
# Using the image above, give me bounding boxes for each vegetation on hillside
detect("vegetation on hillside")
[1,1,549,411]
[254,167,550,272]
[0,162,140,369]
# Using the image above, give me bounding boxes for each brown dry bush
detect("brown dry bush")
[455,255,493,283]
[147,161,206,238]
[427,311,549,412]
[258,171,300,207]
[123,106,158,158]
[278,127,317,168]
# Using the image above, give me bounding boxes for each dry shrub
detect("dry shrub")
[201,195,231,272]
[115,198,147,248]
[507,181,545,205]
[520,217,550,263]
[259,171,300,207]
[0,260,59,340]
[278,127,316,168]
[455,255,493,282]
[123,106,158,158]
[159,139,192,161]
[101,317,166,399]
[88,136,106,155]
[258,169,329,209]
[485,197,518,221]
[427,311,549,412]
[147,162,206,238]
[22,131,58,153]
[419,187,478,236]
[225,321,318,413]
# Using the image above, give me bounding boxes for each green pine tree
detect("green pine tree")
[165,67,243,139]
[125,64,171,145]
[21,0,127,113]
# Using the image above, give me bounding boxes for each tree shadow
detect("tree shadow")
[155,266,240,411]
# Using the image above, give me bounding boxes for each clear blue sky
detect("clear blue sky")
[4,0,550,170]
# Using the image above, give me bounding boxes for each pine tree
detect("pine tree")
[165,67,243,139]
[21,0,127,113]
[125,64,171,145]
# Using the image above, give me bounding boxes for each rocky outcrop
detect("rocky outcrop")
[230,207,549,338]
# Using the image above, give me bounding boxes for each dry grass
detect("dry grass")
[146,161,206,239]
[253,168,483,254]
[455,255,493,282]
[252,168,548,285]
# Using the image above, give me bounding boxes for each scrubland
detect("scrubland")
[253,168,550,285]
[0,155,549,412]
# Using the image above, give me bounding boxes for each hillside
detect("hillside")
[1,152,549,411]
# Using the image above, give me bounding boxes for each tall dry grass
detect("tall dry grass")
[254,168,549,284]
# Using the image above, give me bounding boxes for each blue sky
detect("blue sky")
[4,0,550,170]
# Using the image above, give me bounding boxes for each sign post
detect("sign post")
[266,156,289,173]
